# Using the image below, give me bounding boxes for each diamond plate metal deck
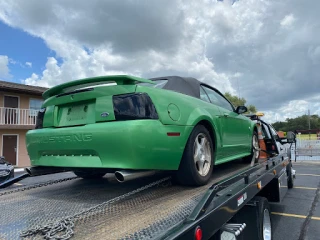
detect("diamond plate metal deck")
[0,162,249,240]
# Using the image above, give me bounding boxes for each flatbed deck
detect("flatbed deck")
[0,160,251,240]
[0,112,303,240]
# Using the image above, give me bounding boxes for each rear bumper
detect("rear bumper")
[26,120,193,170]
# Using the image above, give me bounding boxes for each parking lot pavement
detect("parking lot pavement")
[270,162,320,240]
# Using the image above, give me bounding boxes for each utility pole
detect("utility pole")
[308,109,311,140]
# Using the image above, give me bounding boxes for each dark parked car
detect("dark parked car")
[0,156,14,183]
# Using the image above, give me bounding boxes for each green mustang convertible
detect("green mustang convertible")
[26,75,259,186]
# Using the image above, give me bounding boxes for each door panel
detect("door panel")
[216,106,244,157]
[4,96,19,124]
[3,135,17,165]
[201,85,249,158]
[219,109,251,154]
[199,86,225,159]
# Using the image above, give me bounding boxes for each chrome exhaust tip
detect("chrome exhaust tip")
[114,170,157,183]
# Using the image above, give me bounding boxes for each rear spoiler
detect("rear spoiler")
[42,75,155,99]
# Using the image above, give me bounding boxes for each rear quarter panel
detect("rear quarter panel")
[136,86,219,125]
[136,85,224,151]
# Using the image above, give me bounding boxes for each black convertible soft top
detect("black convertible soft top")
[149,76,202,99]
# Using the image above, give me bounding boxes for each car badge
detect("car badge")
[101,112,109,117]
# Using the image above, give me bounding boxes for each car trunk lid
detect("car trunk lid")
[40,75,155,128]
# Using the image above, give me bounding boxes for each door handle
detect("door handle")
[223,113,229,117]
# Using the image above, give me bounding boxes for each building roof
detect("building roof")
[0,80,48,96]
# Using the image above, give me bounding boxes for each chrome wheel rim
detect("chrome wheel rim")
[193,133,211,176]
[253,134,260,159]
[263,209,272,240]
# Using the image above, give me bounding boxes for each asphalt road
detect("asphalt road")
[270,162,320,240]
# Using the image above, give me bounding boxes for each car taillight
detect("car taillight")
[35,108,46,129]
[113,93,158,121]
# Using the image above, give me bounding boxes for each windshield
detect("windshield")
[270,124,280,139]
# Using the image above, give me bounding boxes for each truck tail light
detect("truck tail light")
[195,226,202,240]
[112,93,158,121]
[35,108,46,129]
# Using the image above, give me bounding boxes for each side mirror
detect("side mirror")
[286,131,296,143]
[277,131,296,144]
[235,106,247,114]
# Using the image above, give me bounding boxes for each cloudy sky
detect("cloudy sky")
[0,0,319,123]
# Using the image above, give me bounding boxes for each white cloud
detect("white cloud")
[263,100,309,122]
[0,0,241,94]
[0,55,10,79]
[280,14,296,28]
[25,62,32,67]
[262,95,320,123]
[0,0,319,123]
[24,73,40,86]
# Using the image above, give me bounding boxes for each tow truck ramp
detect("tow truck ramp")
[0,155,293,240]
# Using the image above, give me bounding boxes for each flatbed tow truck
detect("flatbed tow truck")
[0,114,296,240]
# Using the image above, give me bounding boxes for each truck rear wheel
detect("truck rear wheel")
[226,196,272,240]
[287,162,294,189]
[175,124,214,186]
[257,197,272,240]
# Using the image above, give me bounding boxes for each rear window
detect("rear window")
[137,80,168,88]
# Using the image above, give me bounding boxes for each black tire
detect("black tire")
[227,196,272,240]
[243,131,260,164]
[175,124,214,186]
[254,196,272,240]
[73,170,106,179]
[287,162,294,189]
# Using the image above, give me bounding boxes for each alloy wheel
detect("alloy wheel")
[253,134,260,159]
[193,133,212,176]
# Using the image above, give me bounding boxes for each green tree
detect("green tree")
[272,114,320,132]
[224,92,257,114]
